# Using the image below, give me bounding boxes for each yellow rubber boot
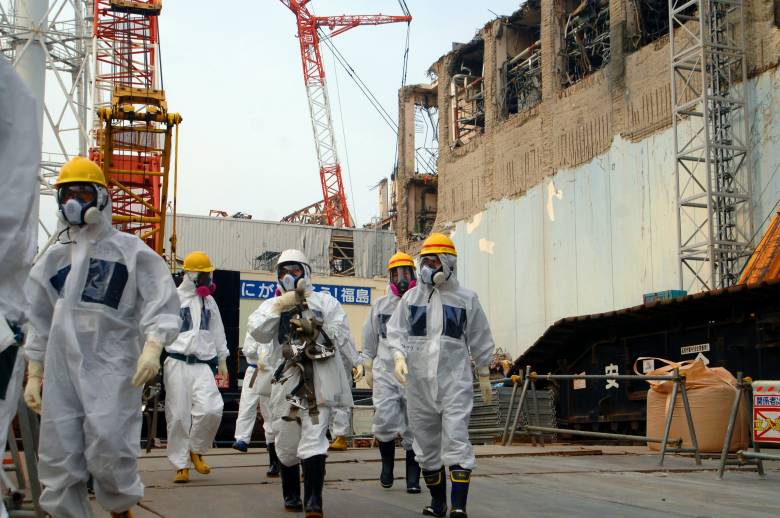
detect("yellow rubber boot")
[328,436,348,451]
[174,468,189,483]
[190,452,211,474]
[110,511,135,518]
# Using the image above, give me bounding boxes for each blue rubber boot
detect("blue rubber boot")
[421,467,447,517]
[448,465,471,518]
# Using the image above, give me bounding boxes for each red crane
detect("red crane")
[279,1,411,228]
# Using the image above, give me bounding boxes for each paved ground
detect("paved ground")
[89,444,779,518]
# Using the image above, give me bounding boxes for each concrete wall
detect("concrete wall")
[424,0,780,229]
[451,64,780,360]
[405,1,780,360]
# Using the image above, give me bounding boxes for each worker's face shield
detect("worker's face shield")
[419,254,447,286]
[390,266,415,285]
[57,182,102,226]
[58,182,97,205]
[420,255,442,270]
[187,271,212,287]
[390,265,416,296]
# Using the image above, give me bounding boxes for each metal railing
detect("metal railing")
[2,395,44,517]
[502,366,702,466]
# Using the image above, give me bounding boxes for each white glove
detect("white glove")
[24,360,43,414]
[132,339,163,387]
[218,358,228,379]
[478,366,492,405]
[273,290,301,313]
[363,357,374,388]
[393,352,407,386]
[352,363,364,383]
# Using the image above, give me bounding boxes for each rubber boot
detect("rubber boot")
[328,435,348,451]
[110,511,135,518]
[281,463,303,511]
[378,440,395,488]
[422,467,447,517]
[405,448,421,494]
[232,439,248,452]
[190,452,211,475]
[174,468,189,483]
[302,455,326,518]
[448,465,471,518]
[267,442,281,478]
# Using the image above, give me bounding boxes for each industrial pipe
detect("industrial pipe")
[508,40,541,67]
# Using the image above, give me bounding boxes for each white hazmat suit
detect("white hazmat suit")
[386,254,494,472]
[24,201,180,517]
[361,293,414,448]
[328,335,359,445]
[0,56,39,518]
[248,291,359,466]
[248,249,360,515]
[164,274,228,470]
[234,332,277,446]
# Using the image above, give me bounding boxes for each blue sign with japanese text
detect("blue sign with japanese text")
[240,280,372,305]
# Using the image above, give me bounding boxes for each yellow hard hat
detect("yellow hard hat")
[54,156,108,188]
[420,233,457,257]
[388,252,415,271]
[183,251,215,273]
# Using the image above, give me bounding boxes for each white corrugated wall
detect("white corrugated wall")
[451,66,780,361]
[164,215,395,278]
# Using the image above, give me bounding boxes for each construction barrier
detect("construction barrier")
[718,375,780,478]
[502,366,702,466]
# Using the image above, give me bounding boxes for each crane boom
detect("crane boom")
[279,1,411,227]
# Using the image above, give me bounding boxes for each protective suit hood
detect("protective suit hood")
[178,272,197,297]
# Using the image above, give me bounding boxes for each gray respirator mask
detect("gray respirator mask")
[420,265,446,286]
[57,183,108,227]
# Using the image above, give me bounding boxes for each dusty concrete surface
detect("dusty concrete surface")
[89,444,779,517]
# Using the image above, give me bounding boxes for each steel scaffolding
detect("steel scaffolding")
[0,0,92,201]
[669,0,753,291]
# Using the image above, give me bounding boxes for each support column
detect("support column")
[13,0,48,134]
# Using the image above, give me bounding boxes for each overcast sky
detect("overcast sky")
[152,0,522,226]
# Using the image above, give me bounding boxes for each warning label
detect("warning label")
[680,343,710,355]
[753,382,780,444]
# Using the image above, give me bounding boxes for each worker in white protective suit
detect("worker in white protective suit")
[361,252,421,493]
[247,249,362,517]
[327,406,351,450]
[387,233,495,518]
[232,332,281,478]
[164,251,228,483]
[328,333,361,452]
[23,156,181,518]
[0,56,39,518]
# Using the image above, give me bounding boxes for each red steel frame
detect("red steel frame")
[91,1,165,252]
[280,1,410,228]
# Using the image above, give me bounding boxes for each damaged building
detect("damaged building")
[390,0,780,360]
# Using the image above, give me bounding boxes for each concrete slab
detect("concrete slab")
[88,445,779,517]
